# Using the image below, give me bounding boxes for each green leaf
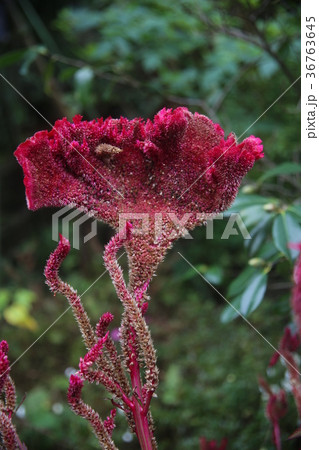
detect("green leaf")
[3,304,38,331]
[257,162,300,184]
[203,265,224,285]
[23,388,57,429]
[74,66,94,86]
[228,194,272,212]
[220,296,241,323]
[256,240,280,260]
[246,215,274,256]
[239,204,268,228]
[272,211,301,260]
[0,289,10,311]
[0,50,27,69]
[19,46,47,76]
[14,289,36,307]
[258,54,279,78]
[162,364,182,405]
[174,267,198,283]
[287,203,301,220]
[227,267,256,298]
[239,272,268,316]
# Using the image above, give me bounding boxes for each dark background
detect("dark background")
[0,1,300,449]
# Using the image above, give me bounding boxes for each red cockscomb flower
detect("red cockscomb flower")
[15,108,263,289]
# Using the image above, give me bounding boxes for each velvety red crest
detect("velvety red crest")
[15,130,85,211]
[15,108,263,222]
[15,108,263,289]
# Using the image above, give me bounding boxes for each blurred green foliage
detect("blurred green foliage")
[0,0,300,448]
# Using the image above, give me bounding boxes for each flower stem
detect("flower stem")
[131,361,153,450]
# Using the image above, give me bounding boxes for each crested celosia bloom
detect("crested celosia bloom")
[15,107,263,290]
[15,108,263,449]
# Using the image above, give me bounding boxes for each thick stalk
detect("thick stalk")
[130,360,153,450]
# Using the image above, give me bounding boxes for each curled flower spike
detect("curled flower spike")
[45,234,96,350]
[68,374,117,450]
[15,108,263,291]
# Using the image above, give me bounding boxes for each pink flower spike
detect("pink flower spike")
[266,390,287,424]
[67,374,83,405]
[259,378,287,450]
[135,281,150,307]
[281,327,299,353]
[0,341,9,355]
[269,351,280,367]
[0,355,9,393]
[141,302,149,316]
[266,390,287,450]
[0,342,10,393]
[44,234,70,293]
[104,408,117,436]
[96,313,114,338]
[80,332,109,374]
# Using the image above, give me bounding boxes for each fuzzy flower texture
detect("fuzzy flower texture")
[15,108,263,449]
[15,107,263,290]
